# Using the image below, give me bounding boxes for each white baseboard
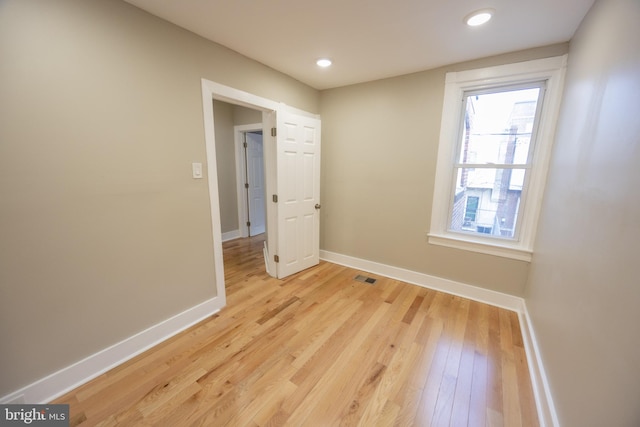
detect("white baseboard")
[319,249,557,426]
[221,230,241,242]
[518,308,560,427]
[2,249,557,426]
[0,296,224,405]
[319,250,524,312]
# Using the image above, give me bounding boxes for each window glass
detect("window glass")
[449,85,543,240]
[457,88,541,165]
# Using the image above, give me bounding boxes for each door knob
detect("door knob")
[315,203,321,210]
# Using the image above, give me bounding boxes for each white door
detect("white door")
[276,110,321,278]
[246,132,265,236]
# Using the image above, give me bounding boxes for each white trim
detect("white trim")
[319,250,524,312]
[201,78,286,278]
[519,308,560,427]
[319,249,557,426]
[429,55,568,259]
[235,127,248,239]
[0,298,223,405]
[427,233,532,261]
[202,79,279,112]
[221,229,241,242]
[1,242,557,426]
[262,111,278,277]
[201,80,229,306]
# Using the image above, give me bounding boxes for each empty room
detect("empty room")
[1,0,638,426]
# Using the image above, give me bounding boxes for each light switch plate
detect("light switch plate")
[192,162,203,179]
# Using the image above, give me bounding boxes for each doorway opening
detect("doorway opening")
[234,124,266,238]
[201,78,321,309]
[211,100,271,283]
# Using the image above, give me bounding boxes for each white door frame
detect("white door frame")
[201,79,320,305]
[234,123,263,238]
[201,79,276,308]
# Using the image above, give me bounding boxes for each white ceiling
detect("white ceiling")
[123,0,595,90]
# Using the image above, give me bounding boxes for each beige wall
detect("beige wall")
[233,105,263,126]
[0,0,318,396]
[319,43,568,296]
[525,0,640,425]
[5,1,630,417]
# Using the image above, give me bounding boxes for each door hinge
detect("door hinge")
[274,255,279,263]
[243,142,247,148]
[272,194,278,203]
[244,183,249,189]
[271,127,277,137]
[246,221,251,227]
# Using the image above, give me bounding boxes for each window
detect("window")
[429,56,567,261]
[451,84,544,239]
[464,196,479,224]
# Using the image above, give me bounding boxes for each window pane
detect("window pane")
[450,168,525,239]
[458,87,541,166]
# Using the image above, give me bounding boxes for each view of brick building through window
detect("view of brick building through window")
[450,87,542,239]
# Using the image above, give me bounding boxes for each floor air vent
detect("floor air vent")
[354,275,377,285]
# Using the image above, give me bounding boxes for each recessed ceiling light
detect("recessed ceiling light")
[316,58,332,68]
[465,9,494,26]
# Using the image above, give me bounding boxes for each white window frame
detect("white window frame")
[428,55,568,262]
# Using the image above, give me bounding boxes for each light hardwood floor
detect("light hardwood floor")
[54,235,538,426]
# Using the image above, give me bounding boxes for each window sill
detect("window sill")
[427,233,532,262]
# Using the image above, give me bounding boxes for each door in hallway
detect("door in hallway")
[245,131,265,236]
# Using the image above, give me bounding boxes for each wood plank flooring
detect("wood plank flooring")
[53,235,539,426]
